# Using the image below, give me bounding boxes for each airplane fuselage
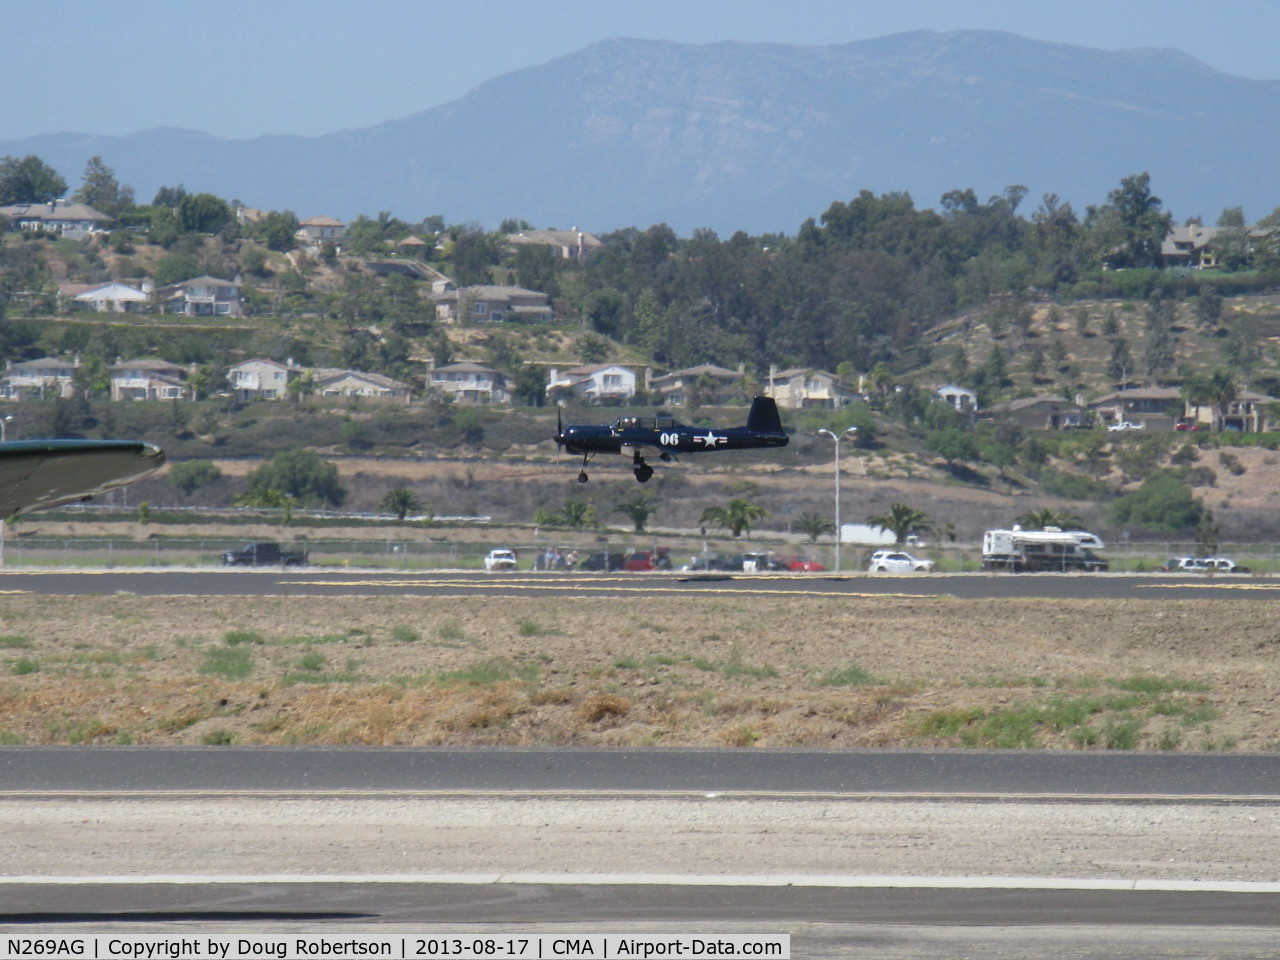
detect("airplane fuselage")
[556,397,789,483]
[561,417,787,458]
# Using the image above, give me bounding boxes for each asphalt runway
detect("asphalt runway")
[3,747,1280,958]
[0,568,1277,599]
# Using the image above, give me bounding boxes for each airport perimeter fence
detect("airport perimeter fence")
[0,536,1276,572]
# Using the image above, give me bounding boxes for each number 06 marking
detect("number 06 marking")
[660,432,679,446]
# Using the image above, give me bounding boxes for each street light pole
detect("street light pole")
[817,426,857,572]
[0,416,12,568]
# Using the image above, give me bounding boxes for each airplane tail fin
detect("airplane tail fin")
[746,395,784,434]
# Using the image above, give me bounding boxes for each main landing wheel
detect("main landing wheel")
[634,464,654,483]
[578,471,589,483]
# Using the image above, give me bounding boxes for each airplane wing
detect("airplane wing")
[0,439,165,519]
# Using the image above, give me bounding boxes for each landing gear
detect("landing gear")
[576,451,594,483]
[632,451,654,483]
[578,471,589,483]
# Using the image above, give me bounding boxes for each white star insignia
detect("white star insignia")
[698,431,724,446]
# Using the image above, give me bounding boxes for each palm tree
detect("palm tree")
[700,497,770,538]
[866,502,932,545]
[1207,368,1237,431]
[1013,507,1084,530]
[233,488,298,526]
[796,511,836,543]
[379,487,422,521]
[614,492,660,533]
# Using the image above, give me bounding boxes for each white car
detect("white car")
[483,548,518,572]
[868,550,936,573]
[1107,421,1145,431]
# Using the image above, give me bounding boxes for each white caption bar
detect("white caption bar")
[0,937,790,960]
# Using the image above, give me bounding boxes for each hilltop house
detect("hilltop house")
[297,215,346,248]
[429,362,510,404]
[157,276,243,317]
[1088,387,1184,429]
[507,229,602,260]
[648,364,742,406]
[110,359,187,401]
[313,369,412,400]
[0,200,110,238]
[546,364,637,402]
[763,368,859,409]
[433,285,552,324]
[58,280,151,314]
[986,395,1088,431]
[226,358,300,401]
[0,357,78,400]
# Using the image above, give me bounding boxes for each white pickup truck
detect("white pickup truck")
[483,548,518,572]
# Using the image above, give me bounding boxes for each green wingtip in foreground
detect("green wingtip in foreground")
[0,439,165,519]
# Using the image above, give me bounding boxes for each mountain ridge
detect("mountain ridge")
[4,30,1279,233]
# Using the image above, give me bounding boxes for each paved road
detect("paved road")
[0,568,1277,599]
[2,746,1278,798]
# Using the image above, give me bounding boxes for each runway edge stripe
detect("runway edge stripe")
[3,874,1280,893]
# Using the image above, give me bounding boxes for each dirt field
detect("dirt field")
[0,591,1276,751]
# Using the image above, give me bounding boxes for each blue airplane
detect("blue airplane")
[556,395,788,483]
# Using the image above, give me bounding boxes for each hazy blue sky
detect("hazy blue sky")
[4,0,1278,140]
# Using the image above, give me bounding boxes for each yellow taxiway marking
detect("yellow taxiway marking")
[1138,582,1280,591]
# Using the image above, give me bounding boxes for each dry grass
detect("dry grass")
[0,593,1276,750]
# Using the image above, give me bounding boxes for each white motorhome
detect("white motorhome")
[982,526,1108,572]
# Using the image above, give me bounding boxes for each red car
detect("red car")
[777,554,825,572]
[623,548,672,571]
[1175,420,1206,431]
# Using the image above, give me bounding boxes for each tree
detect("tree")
[379,487,422,520]
[233,488,298,525]
[245,448,346,507]
[1012,507,1084,530]
[177,192,233,234]
[1107,337,1133,387]
[72,156,133,218]
[561,499,599,529]
[167,459,222,496]
[1086,172,1173,269]
[866,503,932,545]
[1143,295,1177,378]
[796,511,836,542]
[699,497,770,538]
[1206,368,1237,431]
[0,155,67,204]
[614,492,660,533]
[248,210,300,252]
[1109,473,1205,533]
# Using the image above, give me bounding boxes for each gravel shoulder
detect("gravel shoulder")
[5,796,1280,882]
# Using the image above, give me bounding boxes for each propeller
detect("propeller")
[555,404,566,447]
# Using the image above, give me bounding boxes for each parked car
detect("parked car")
[1175,419,1207,431]
[483,548,518,572]
[741,551,787,572]
[1161,556,1251,573]
[623,549,672,571]
[1107,420,1145,432]
[579,551,625,572]
[777,554,826,572]
[219,541,308,567]
[869,550,936,573]
[1161,556,1208,572]
[680,552,742,572]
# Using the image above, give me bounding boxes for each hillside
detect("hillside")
[4,31,1280,232]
